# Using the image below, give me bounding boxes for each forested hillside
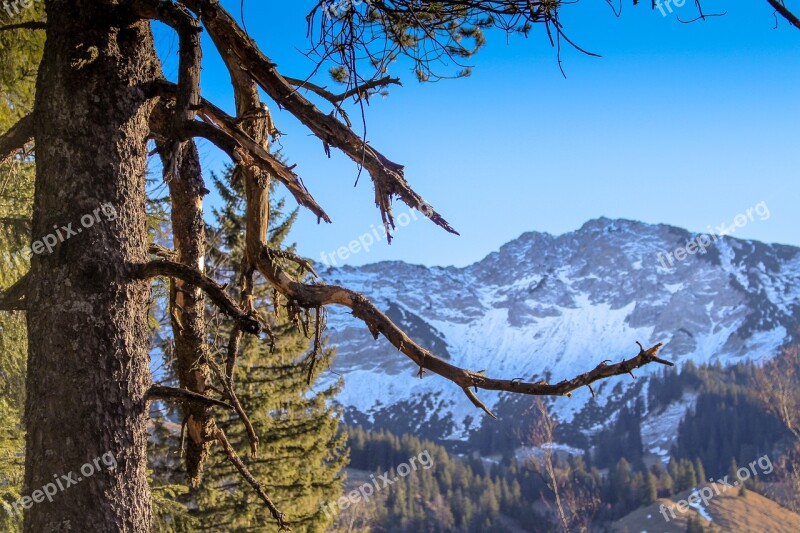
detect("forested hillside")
[327,356,800,532]
[1,1,798,531]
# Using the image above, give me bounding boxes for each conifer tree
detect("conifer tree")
[661,471,675,496]
[181,166,347,531]
[3,0,765,528]
[694,458,707,486]
[683,460,698,490]
[728,458,740,488]
[0,7,43,529]
[644,471,658,505]
[612,458,632,505]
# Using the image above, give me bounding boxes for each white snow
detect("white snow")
[688,488,714,522]
[318,220,799,442]
[641,393,698,462]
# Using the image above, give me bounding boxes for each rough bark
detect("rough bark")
[23,2,159,531]
[161,140,214,487]
[2,1,679,529]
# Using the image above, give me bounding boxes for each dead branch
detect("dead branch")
[183,118,330,224]
[226,326,243,381]
[306,307,324,385]
[251,246,671,417]
[0,272,29,312]
[270,248,318,279]
[157,136,216,486]
[133,0,203,178]
[135,260,261,335]
[181,0,457,241]
[147,94,331,224]
[766,0,800,29]
[0,114,35,164]
[285,75,401,104]
[208,357,259,457]
[282,76,354,127]
[335,76,403,102]
[214,426,290,530]
[210,44,280,464]
[132,1,202,126]
[0,21,46,33]
[283,75,402,126]
[147,385,234,410]
[148,243,179,260]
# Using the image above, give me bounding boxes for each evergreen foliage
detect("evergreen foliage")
[339,426,550,532]
[149,165,347,532]
[0,8,43,529]
[672,364,788,478]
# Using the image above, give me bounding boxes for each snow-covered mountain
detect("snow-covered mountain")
[318,218,800,443]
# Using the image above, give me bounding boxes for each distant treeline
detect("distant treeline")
[335,359,792,531]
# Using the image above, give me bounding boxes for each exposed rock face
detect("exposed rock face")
[320,218,800,441]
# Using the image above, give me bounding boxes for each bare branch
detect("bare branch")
[226,326,243,380]
[214,426,290,530]
[0,21,46,33]
[134,260,262,335]
[0,272,29,312]
[282,75,402,129]
[285,75,401,104]
[135,1,202,124]
[148,93,331,224]
[305,307,324,385]
[251,246,671,414]
[208,357,259,457]
[148,243,179,260]
[147,385,234,410]
[337,76,403,101]
[766,0,800,29]
[156,136,217,486]
[282,76,354,127]
[133,0,203,177]
[182,0,457,241]
[185,118,331,224]
[0,114,35,165]
[270,248,318,278]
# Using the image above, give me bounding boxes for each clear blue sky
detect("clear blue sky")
[156,1,800,268]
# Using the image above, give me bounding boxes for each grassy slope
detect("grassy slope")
[613,484,800,533]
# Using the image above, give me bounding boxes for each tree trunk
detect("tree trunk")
[163,140,213,487]
[24,2,158,530]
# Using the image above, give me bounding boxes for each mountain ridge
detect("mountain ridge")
[318,217,800,443]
